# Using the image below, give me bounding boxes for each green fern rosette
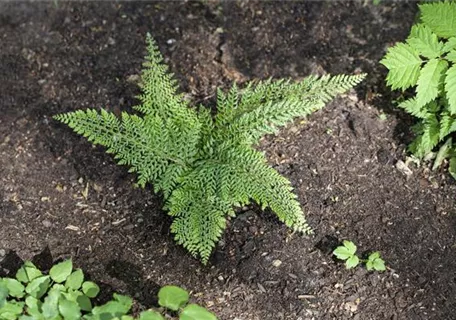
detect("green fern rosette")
[381,1,456,176]
[55,34,365,263]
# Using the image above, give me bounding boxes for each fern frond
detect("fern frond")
[222,74,366,144]
[134,34,189,120]
[420,2,456,39]
[54,109,197,190]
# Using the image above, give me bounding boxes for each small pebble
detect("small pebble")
[272,259,282,268]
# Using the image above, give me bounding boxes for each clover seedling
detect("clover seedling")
[333,240,360,269]
[333,240,386,272]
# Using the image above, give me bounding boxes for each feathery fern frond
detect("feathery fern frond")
[55,35,364,263]
[218,74,366,144]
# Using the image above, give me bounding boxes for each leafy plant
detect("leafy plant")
[0,260,217,320]
[333,240,386,271]
[380,1,456,177]
[55,34,365,263]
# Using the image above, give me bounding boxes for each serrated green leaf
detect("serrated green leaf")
[158,286,189,311]
[380,43,422,90]
[333,246,353,260]
[368,251,381,261]
[366,260,374,271]
[81,282,99,298]
[372,258,386,271]
[445,65,456,114]
[345,255,360,269]
[439,113,456,139]
[446,50,456,63]
[409,115,440,158]
[420,2,456,39]
[65,270,84,290]
[59,297,81,320]
[398,98,428,118]
[342,240,357,255]
[4,279,25,298]
[416,59,448,108]
[50,260,73,283]
[407,24,443,58]
[443,38,456,53]
[180,304,218,320]
[139,310,165,320]
[121,316,134,320]
[16,262,42,284]
[25,276,50,299]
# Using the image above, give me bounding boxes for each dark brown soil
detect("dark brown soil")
[1,1,455,319]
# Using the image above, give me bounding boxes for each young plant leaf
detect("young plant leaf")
[91,301,131,317]
[398,98,428,119]
[416,59,448,108]
[380,43,422,90]
[446,50,456,63]
[420,2,456,39]
[333,246,352,260]
[42,289,61,319]
[345,255,360,269]
[76,295,92,312]
[16,261,42,284]
[50,260,73,283]
[158,285,189,311]
[407,24,443,58]
[443,38,456,53]
[82,282,99,298]
[58,297,81,320]
[180,304,218,320]
[3,279,25,299]
[0,282,8,308]
[139,310,165,320]
[65,269,84,290]
[113,294,133,310]
[0,301,24,319]
[25,276,50,299]
[445,65,456,114]
[372,258,386,271]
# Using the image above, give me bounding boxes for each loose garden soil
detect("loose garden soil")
[1,1,456,319]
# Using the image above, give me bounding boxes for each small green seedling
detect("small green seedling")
[333,240,386,271]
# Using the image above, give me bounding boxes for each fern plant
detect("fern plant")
[381,1,456,176]
[55,34,365,263]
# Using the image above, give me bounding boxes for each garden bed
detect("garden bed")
[1,1,455,319]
